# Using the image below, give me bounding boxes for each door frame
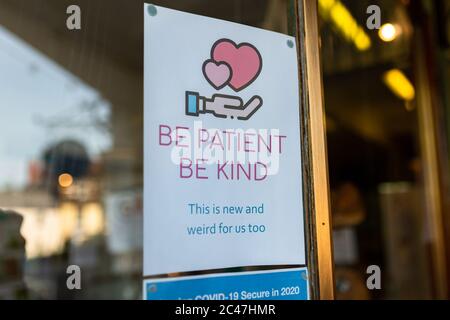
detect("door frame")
[295,0,335,300]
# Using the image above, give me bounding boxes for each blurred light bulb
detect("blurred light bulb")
[58,173,73,188]
[379,23,397,42]
[383,69,415,101]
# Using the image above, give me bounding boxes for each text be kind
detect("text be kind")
[158,123,288,181]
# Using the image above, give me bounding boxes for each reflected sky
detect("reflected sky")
[0,25,112,190]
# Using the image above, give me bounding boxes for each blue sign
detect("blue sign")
[144,268,309,300]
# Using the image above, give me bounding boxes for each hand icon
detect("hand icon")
[186,92,263,120]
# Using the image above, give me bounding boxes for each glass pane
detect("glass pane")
[0,0,301,299]
[319,0,449,299]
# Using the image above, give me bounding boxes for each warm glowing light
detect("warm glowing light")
[13,202,105,259]
[354,29,372,51]
[58,173,73,188]
[319,0,371,51]
[60,202,78,238]
[16,207,67,258]
[383,69,415,101]
[319,0,336,12]
[378,23,397,42]
[81,203,104,236]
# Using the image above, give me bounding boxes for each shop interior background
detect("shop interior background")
[0,0,450,299]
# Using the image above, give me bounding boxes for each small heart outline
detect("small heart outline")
[202,60,233,90]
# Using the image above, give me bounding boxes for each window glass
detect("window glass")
[0,0,295,299]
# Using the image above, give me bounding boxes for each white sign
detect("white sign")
[144,4,305,276]
[105,190,143,254]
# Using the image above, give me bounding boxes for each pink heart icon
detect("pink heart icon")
[202,60,232,90]
[211,39,262,92]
